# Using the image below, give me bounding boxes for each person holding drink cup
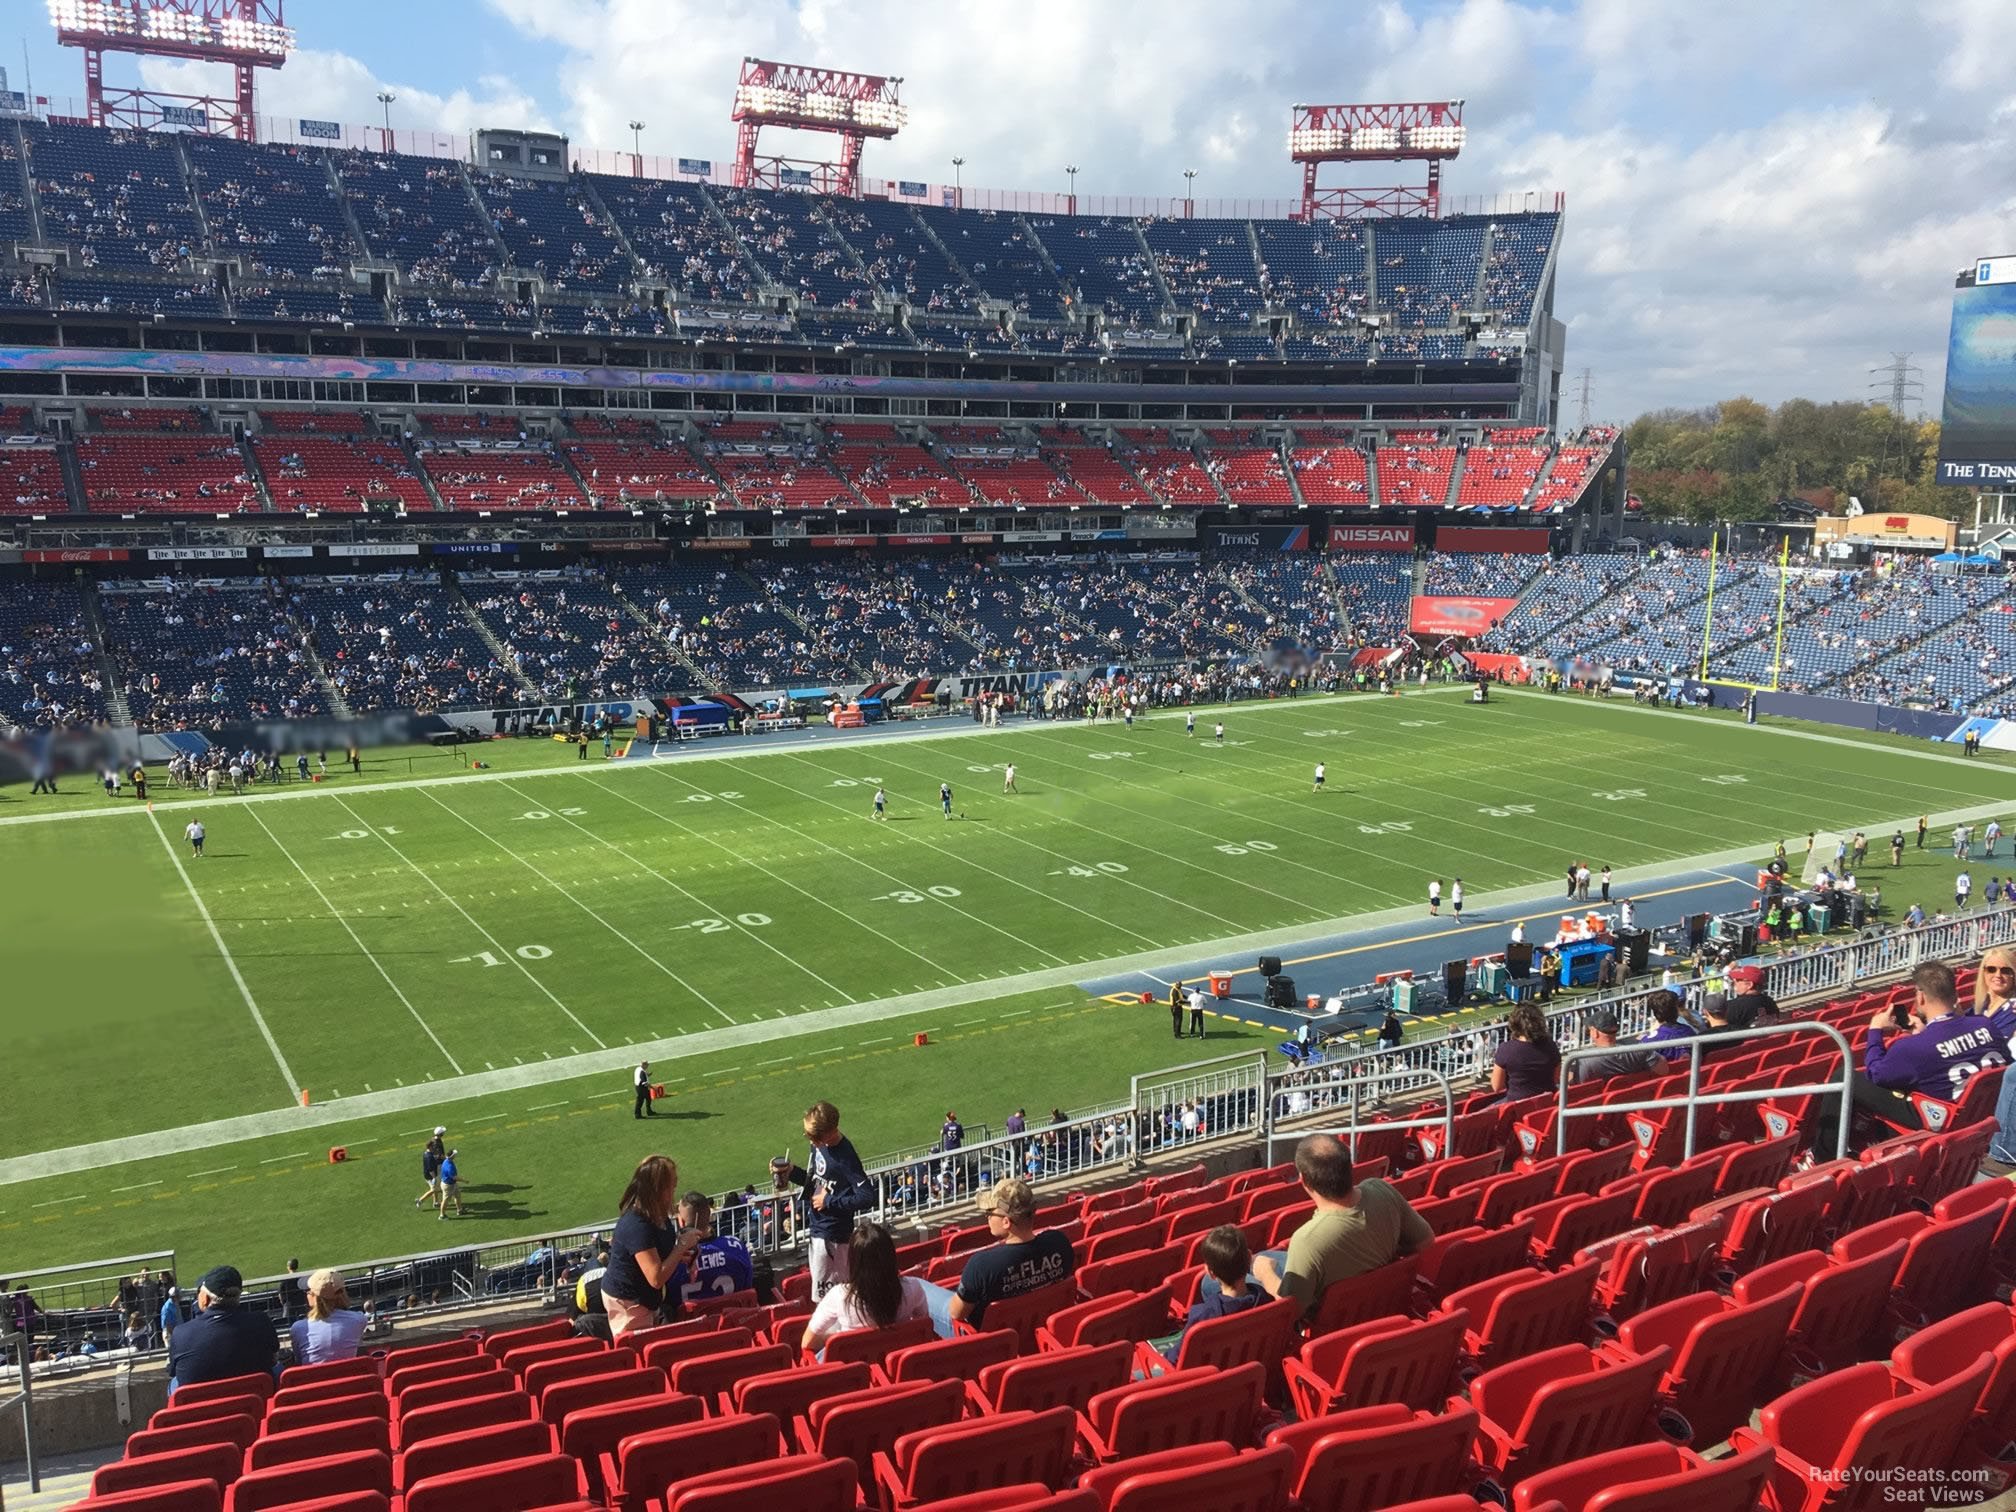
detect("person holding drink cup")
[784,1100,877,1300]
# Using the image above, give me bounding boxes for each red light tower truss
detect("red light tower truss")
[49,0,292,141]
[731,57,905,197]
[1290,100,1465,220]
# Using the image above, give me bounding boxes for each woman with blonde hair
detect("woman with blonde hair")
[601,1155,704,1339]
[289,1270,368,1363]
[1974,946,2016,1020]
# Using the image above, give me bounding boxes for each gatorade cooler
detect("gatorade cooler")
[1209,971,1233,1000]
[1307,994,1321,1012]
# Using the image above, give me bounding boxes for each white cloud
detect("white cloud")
[140,49,554,138]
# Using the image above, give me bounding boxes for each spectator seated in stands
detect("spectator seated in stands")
[665,1190,754,1312]
[289,1269,367,1364]
[1491,1004,1562,1102]
[801,1219,932,1358]
[1643,988,1697,1061]
[1572,1009,1663,1082]
[166,1265,278,1394]
[1156,1224,1265,1360]
[1850,961,2008,1137]
[919,1176,1074,1337]
[1239,1134,1431,1324]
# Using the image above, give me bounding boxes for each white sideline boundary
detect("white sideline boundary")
[5,684,1997,830]
[6,796,2011,1189]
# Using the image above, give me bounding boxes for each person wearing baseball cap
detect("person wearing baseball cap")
[925,1176,1074,1335]
[290,1270,368,1364]
[1722,965,1780,1030]
[1572,1009,1663,1083]
[166,1264,278,1395]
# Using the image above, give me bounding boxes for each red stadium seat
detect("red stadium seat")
[1526,1190,1640,1270]
[557,1393,704,1503]
[795,1379,965,1487]
[500,1336,603,1378]
[1613,1163,1718,1229]
[263,1395,389,1437]
[959,1279,1078,1353]
[270,1381,383,1414]
[617,1316,721,1354]
[1303,1256,1416,1337]
[148,1399,266,1434]
[535,1363,665,1426]
[1078,1360,1264,1465]
[1710,1180,1834,1278]
[1892,1300,2016,1462]
[123,1418,260,1462]
[660,1454,857,1512]
[1609,1287,1801,1448]
[601,1415,779,1512]
[519,1350,635,1403]
[1075,1443,1296,1512]
[1728,1358,1991,1512]
[172,1375,276,1407]
[1510,1440,1776,1512]
[244,1419,391,1473]
[1731,1244,1900,1387]
[968,1340,1132,1416]
[817,1316,937,1368]
[479,1320,572,1360]
[1413,1221,1535,1308]
[898,1490,1094,1512]
[1282,1308,1468,1419]
[1138,1297,1294,1378]
[666,1343,793,1403]
[725,1359,871,1421]
[225,1450,391,1512]
[393,1419,554,1493]
[393,1390,532,1452]
[1584,1218,1724,1321]
[64,1485,225,1512]
[94,1445,245,1500]
[280,1357,382,1390]
[1036,1287,1173,1353]
[1266,1402,1480,1512]
[375,1339,478,1376]
[1469,1343,1672,1488]
[1439,1260,1598,1372]
[401,1453,582,1512]
[387,1358,502,1404]
[1457,1169,1558,1231]
[882,1330,1020,1384]
[871,1407,1078,1512]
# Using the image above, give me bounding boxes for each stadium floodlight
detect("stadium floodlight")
[730,56,905,197]
[50,0,294,140]
[1289,100,1465,220]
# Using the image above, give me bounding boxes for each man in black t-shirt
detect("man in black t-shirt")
[930,1177,1073,1332]
[167,1266,278,1394]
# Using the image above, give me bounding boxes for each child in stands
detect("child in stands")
[1156,1224,1264,1360]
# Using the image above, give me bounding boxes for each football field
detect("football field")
[2,687,2007,1274]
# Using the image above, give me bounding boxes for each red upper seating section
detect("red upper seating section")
[1039,439,1151,505]
[0,445,68,514]
[93,407,206,433]
[710,452,858,511]
[1290,446,1369,505]
[566,440,718,504]
[76,436,263,514]
[419,413,525,437]
[253,437,433,514]
[1378,444,1456,508]
[1531,446,1603,511]
[1454,444,1548,508]
[259,411,371,435]
[827,427,970,509]
[0,405,35,433]
[418,451,588,511]
[1207,439,1293,504]
[949,455,1082,507]
[568,416,662,438]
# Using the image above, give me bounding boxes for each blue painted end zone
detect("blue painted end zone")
[1079,865,1766,1020]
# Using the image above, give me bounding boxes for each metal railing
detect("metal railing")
[1131,1050,1271,1160]
[1555,1020,1857,1164]
[0,1249,176,1368]
[1266,1066,1457,1164]
[872,1105,1134,1224]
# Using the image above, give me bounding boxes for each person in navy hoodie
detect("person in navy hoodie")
[787,1100,877,1300]
[1155,1225,1264,1361]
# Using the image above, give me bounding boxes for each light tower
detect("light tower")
[48,0,293,142]
[730,57,905,197]
[1289,100,1465,220]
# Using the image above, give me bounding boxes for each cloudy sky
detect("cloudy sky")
[18,0,2013,421]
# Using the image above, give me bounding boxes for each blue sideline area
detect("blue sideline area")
[1079,863,1772,1035]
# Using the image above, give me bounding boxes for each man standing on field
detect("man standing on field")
[1312,761,1325,793]
[634,1060,654,1119]
[184,818,205,857]
[1003,764,1019,794]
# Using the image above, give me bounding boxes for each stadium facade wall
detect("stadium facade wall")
[1756,690,1967,740]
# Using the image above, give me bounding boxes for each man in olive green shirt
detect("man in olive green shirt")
[1249,1134,1433,1321]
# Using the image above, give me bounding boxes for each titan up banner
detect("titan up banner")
[1409,596,1520,636]
[1327,523,1415,551]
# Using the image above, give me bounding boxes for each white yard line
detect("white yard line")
[246,805,464,1076]
[332,796,609,1052]
[147,810,300,1102]
[414,784,744,1024]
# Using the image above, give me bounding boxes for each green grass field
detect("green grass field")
[2,687,2007,1276]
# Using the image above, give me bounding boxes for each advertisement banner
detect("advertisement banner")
[780,168,814,186]
[1937,264,2016,485]
[1003,530,1062,543]
[146,546,248,561]
[1205,525,1309,551]
[959,532,996,544]
[688,538,754,550]
[1438,526,1549,554]
[1410,596,1519,635]
[23,548,129,562]
[810,535,875,548]
[898,180,928,197]
[327,543,420,558]
[889,534,951,546]
[298,118,341,140]
[430,541,519,555]
[676,158,712,176]
[587,540,665,553]
[160,105,208,128]
[261,544,316,559]
[1327,523,1414,551]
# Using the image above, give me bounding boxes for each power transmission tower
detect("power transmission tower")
[1573,368,1593,431]
[1870,353,1923,417]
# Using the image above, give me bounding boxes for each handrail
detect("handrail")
[1553,1020,1857,1163]
[1267,1065,1456,1163]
